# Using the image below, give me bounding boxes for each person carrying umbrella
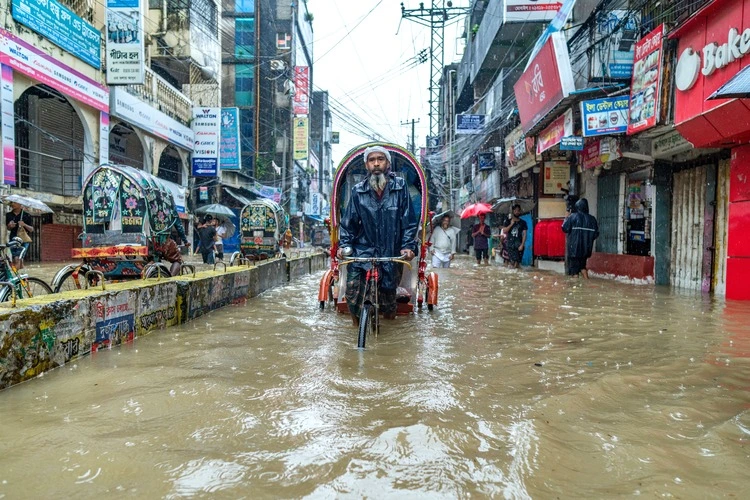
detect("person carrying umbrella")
[471,213,491,265]
[5,202,34,269]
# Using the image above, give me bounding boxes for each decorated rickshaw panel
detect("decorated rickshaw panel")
[240,203,278,254]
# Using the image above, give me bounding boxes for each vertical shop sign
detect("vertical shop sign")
[293,66,310,115]
[191,107,220,176]
[1,64,14,185]
[627,24,664,135]
[98,112,110,180]
[220,107,241,171]
[293,116,308,160]
[105,0,145,84]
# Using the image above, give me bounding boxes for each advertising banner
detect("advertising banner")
[293,66,310,115]
[293,116,308,160]
[191,107,220,176]
[627,24,664,135]
[580,96,629,136]
[590,10,639,80]
[536,108,573,154]
[505,0,562,23]
[0,28,109,112]
[1,64,14,185]
[110,87,192,149]
[11,0,101,69]
[477,152,496,170]
[582,139,604,169]
[505,125,536,177]
[514,33,575,133]
[106,0,145,85]
[456,114,485,135]
[98,112,110,179]
[220,108,241,170]
[581,137,621,169]
[543,161,570,195]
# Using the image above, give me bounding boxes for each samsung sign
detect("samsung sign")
[455,114,485,135]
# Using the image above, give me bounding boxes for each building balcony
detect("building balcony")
[125,67,192,127]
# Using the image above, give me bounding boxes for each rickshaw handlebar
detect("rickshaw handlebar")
[339,256,412,269]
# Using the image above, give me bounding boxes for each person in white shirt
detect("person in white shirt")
[215,219,227,261]
[431,215,460,268]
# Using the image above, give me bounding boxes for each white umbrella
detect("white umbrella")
[431,210,460,229]
[491,197,535,215]
[2,194,53,215]
[195,203,235,218]
[217,218,236,239]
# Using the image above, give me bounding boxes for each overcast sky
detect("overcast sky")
[307,0,469,163]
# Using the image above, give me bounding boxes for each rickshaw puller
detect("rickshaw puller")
[337,145,417,325]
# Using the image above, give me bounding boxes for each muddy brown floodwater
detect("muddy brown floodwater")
[1,257,749,498]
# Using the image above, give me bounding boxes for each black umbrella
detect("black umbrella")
[491,197,535,215]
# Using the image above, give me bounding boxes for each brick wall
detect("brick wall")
[41,225,82,262]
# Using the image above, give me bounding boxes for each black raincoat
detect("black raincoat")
[339,173,418,290]
[561,198,599,259]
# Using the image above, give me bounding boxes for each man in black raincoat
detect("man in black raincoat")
[337,145,418,325]
[562,198,599,279]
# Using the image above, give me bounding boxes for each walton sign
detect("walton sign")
[675,26,750,91]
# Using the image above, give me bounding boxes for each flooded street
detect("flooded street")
[1,257,750,498]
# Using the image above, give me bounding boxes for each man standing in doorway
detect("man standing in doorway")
[337,145,417,325]
[502,204,528,268]
[562,198,599,279]
[431,215,459,268]
[471,213,491,265]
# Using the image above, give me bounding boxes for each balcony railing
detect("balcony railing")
[124,67,192,126]
[15,147,82,197]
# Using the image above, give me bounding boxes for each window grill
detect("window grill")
[58,0,94,22]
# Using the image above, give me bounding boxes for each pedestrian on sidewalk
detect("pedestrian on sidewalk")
[5,202,33,269]
[562,198,599,279]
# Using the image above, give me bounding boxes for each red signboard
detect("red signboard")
[582,139,603,170]
[513,32,575,133]
[627,25,664,135]
[672,0,750,148]
[293,66,310,115]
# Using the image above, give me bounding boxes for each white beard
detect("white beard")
[369,173,387,192]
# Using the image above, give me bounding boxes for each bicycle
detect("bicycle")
[339,255,412,349]
[0,237,53,303]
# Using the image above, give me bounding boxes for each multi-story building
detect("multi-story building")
[0,0,221,261]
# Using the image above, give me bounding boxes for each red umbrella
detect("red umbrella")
[459,203,493,219]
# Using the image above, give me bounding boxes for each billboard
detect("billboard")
[191,107,221,176]
[580,96,629,137]
[220,108,241,170]
[627,25,664,135]
[456,114,485,135]
[293,116,308,160]
[105,0,145,84]
[505,0,562,23]
[293,66,310,115]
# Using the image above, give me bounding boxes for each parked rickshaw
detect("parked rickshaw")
[317,143,439,341]
[229,198,284,264]
[52,164,187,292]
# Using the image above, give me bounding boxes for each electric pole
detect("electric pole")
[400,118,420,154]
[401,1,468,142]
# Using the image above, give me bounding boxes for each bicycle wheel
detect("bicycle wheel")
[54,269,84,293]
[7,277,53,301]
[358,303,375,349]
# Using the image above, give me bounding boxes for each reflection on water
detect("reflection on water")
[1,257,750,498]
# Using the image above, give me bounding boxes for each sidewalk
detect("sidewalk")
[22,248,324,287]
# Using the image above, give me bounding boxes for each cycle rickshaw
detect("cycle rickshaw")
[317,143,439,347]
[51,164,189,292]
[229,197,284,264]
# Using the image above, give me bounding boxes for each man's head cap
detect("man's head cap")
[363,145,391,165]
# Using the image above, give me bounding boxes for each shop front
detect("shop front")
[670,0,750,299]
[0,27,109,261]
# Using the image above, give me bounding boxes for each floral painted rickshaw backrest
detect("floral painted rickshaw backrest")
[240,200,281,238]
[83,165,177,238]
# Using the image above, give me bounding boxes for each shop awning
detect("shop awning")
[707,65,750,100]
[224,187,254,207]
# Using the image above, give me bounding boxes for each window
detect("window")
[235,64,254,106]
[235,19,255,58]
[235,0,254,14]
[239,108,254,153]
